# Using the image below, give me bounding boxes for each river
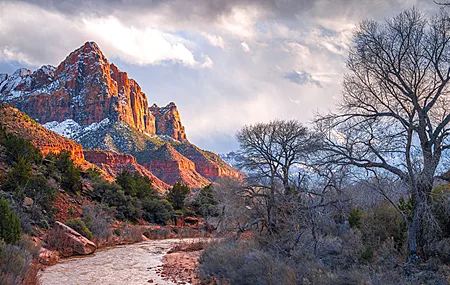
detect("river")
[40,238,193,285]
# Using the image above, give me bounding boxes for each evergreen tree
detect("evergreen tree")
[167,182,191,210]
[0,198,22,244]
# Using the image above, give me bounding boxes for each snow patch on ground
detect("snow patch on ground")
[43,118,110,139]
[43,119,83,139]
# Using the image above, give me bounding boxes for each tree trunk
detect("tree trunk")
[407,209,420,263]
[407,180,435,263]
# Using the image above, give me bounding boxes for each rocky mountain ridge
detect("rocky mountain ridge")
[0,103,85,165]
[0,42,242,188]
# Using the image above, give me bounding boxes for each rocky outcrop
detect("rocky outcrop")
[150,102,187,141]
[53,221,97,255]
[141,144,210,188]
[84,150,170,192]
[0,42,156,134]
[0,104,84,163]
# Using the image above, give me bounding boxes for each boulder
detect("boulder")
[54,221,97,255]
[38,248,60,266]
[22,197,34,209]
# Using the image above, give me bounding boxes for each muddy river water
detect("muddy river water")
[40,238,193,285]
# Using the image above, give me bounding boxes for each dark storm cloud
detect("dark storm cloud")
[8,0,436,22]
[3,0,316,20]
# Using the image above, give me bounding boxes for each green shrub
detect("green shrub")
[25,175,57,214]
[94,173,174,223]
[65,218,93,240]
[361,202,406,252]
[2,157,32,193]
[0,198,22,244]
[431,186,450,238]
[348,207,362,229]
[142,198,173,224]
[0,128,42,164]
[116,170,157,198]
[61,165,82,193]
[56,151,82,193]
[86,167,101,179]
[359,246,374,263]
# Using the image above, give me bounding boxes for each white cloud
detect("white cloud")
[201,55,214,68]
[217,6,262,40]
[0,2,212,68]
[83,17,198,67]
[241,42,250,52]
[0,47,36,66]
[202,33,225,48]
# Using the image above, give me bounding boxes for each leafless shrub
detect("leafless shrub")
[44,227,74,257]
[120,224,145,243]
[0,236,41,285]
[81,204,114,242]
[21,262,41,285]
[199,239,297,285]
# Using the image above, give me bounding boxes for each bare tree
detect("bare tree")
[316,9,450,261]
[236,119,318,233]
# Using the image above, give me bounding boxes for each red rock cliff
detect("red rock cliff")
[83,150,169,192]
[0,104,84,164]
[174,143,244,181]
[141,144,209,188]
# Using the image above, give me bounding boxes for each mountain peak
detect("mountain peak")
[57,41,109,74]
[73,41,103,57]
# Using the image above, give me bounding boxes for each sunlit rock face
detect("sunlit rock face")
[83,149,170,192]
[150,102,187,141]
[0,104,84,164]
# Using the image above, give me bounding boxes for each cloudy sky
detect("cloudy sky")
[0,0,441,153]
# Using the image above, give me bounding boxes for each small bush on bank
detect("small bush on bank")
[120,224,144,243]
[65,218,93,240]
[81,204,114,241]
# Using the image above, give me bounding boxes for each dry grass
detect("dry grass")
[21,262,41,285]
[167,240,208,254]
